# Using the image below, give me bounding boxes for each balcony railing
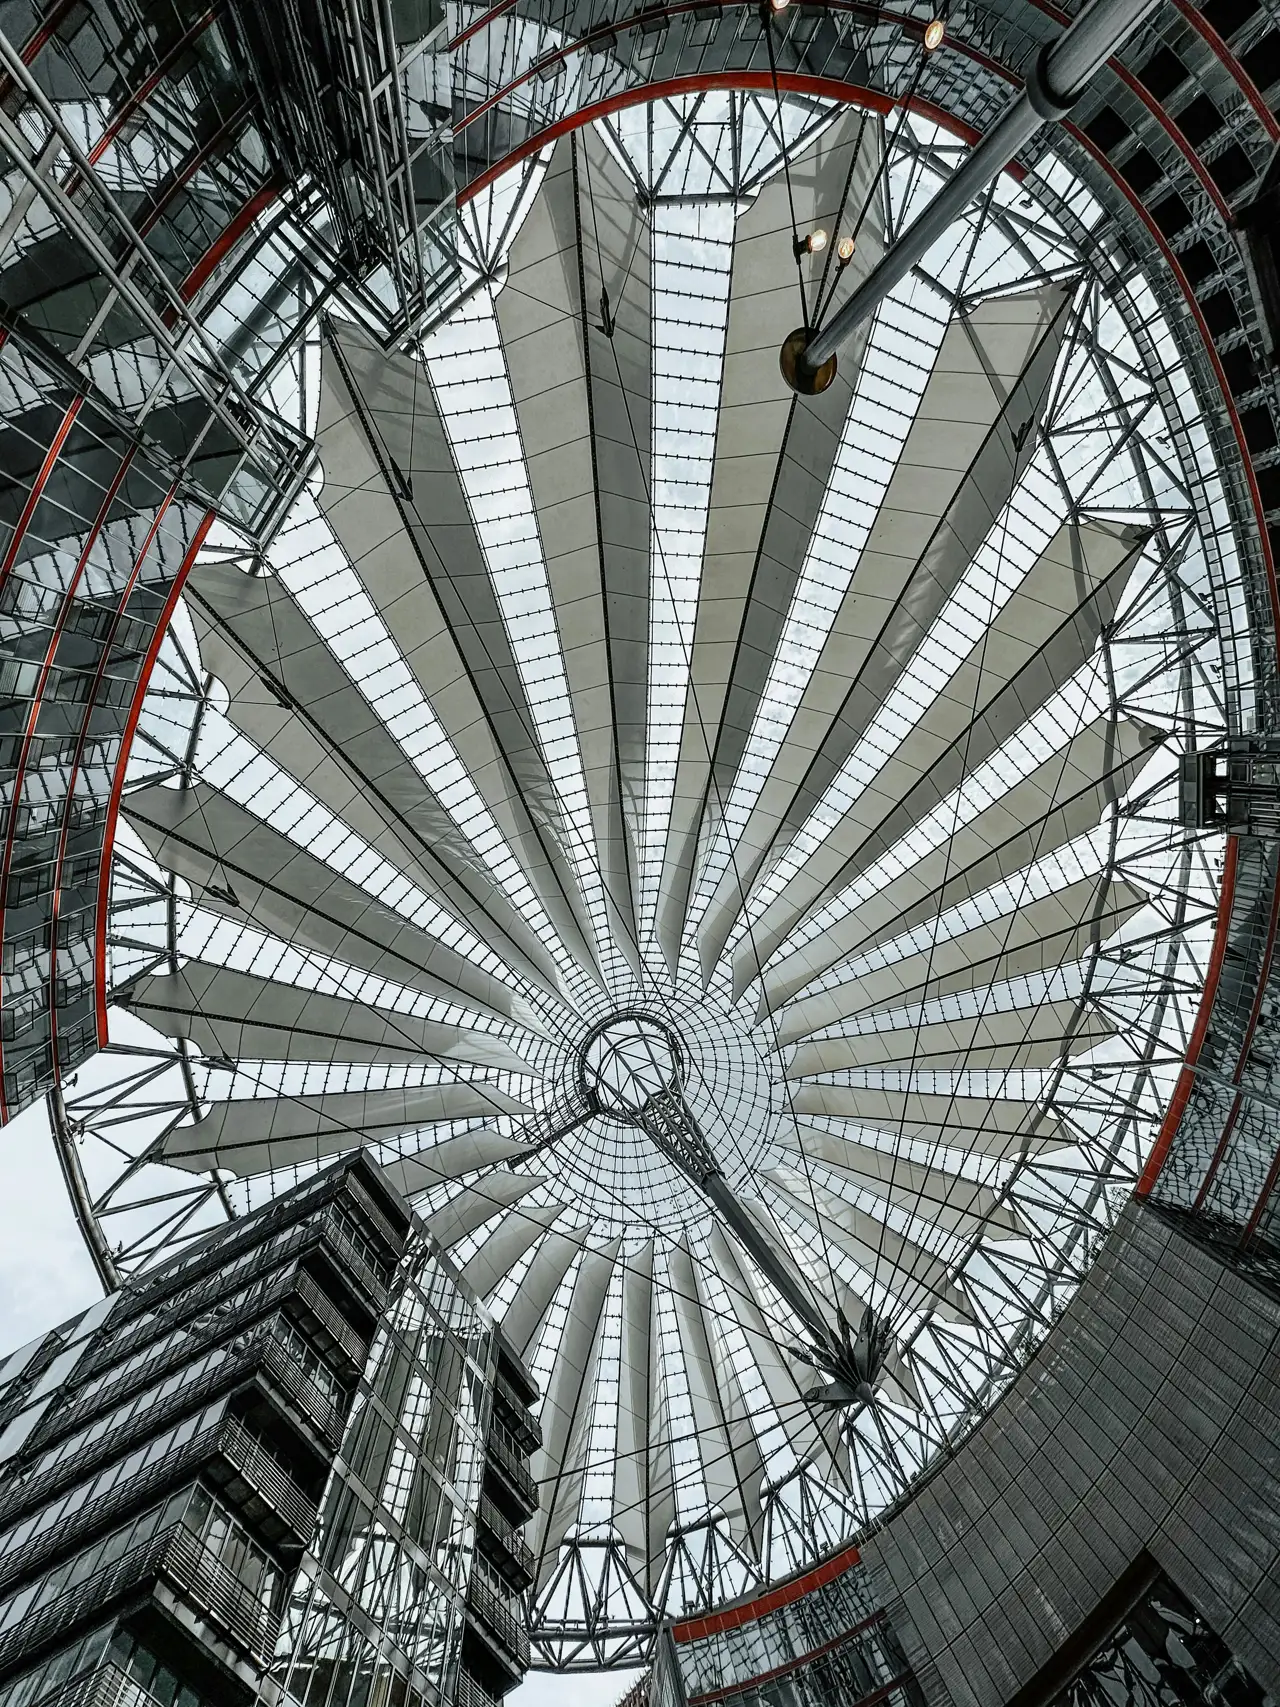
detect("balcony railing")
[76,1199,381,1404]
[454,1667,502,1707]
[319,1208,388,1311]
[116,1169,345,1324]
[491,1382,540,1456]
[0,1431,214,1599]
[1,1325,343,1532]
[28,1660,182,1707]
[14,1300,287,1485]
[161,1523,280,1662]
[292,1269,369,1375]
[477,1495,534,1590]
[83,1237,311,1381]
[259,1332,348,1444]
[216,1416,319,1541]
[344,1170,408,1263]
[0,1523,280,1675]
[484,1424,538,1515]
[466,1564,531,1672]
[0,1391,194,1533]
[495,1347,539,1409]
[0,1416,315,1597]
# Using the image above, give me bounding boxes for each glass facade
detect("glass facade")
[1055,1573,1275,1707]
[268,1242,496,1707]
[0,1153,536,1707]
[653,1546,922,1707]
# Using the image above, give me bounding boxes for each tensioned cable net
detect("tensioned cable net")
[66,92,1231,1667]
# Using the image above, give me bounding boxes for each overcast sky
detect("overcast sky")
[0,1099,102,1361]
[509,1669,643,1707]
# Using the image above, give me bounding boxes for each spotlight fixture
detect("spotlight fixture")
[794,227,828,258]
[837,235,856,263]
[923,16,945,48]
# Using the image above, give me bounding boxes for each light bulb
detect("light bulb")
[923,17,945,49]
[770,0,792,12]
[837,235,856,263]
[807,227,828,254]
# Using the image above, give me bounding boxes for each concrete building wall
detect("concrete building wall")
[863,1201,1280,1707]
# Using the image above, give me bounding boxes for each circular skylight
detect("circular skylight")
[578,1014,686,1119]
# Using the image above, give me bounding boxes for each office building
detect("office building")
[0,1153,537,1707]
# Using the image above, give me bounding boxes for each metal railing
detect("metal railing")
[0,1430,216,1598]
[455,1667,502,1707]
[491,1382,541,1456]
[103,1225,321,1363]
[259,1332,348,1444]
[0,1357,252,1531]
[3,1315,346,1528]
[160,1523,281,1662]
[319,1207,389,1311]
[485,1424,538,1513]
[0,1416,314,1596]
[0,1530,168,1674]
[37,1273,295,1453]
[115,1167,358,1326]
[344,1171,408,1263]
[217,1416,319,1540]
[25,1660,176,1707]
[466,1563,531,1671]
[85,1231,369,1412]
[477,1495,534,1588]
[0,1523,280,1674]
[293,1269,369,1373]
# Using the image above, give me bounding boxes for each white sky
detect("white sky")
[510,1668,645,1706]
[0,1100,102,1360]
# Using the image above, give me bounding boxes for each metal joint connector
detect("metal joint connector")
[1024,43,1079,123]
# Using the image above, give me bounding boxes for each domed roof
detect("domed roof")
[79,97,1217,1665]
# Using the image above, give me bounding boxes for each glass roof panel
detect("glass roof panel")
[78,94,1230,1664]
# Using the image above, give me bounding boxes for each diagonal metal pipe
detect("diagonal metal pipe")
[795,0,1163,380]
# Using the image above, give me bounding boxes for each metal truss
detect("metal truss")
[45,101,1233,1665]
[25,0,1274,1662]
[0,33,311,532]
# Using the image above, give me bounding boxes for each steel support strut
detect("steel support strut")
[637,1088,838,1346]
[794,0,1162,379]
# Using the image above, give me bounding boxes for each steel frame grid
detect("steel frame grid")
[50,103,1227,1663]
[0,0,1276,1666]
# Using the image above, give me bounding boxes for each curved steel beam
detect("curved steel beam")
[48,1087,120,1293]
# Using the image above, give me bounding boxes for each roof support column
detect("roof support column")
[793,0,1162,381]
[631,1083,836,1345]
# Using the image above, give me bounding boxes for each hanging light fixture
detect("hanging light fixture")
[794,227,828,258]
[923,16,946,49]
[837,235,856,264]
